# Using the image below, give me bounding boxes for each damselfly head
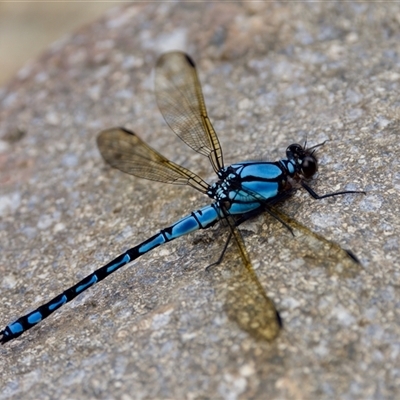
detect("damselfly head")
[286,143,318,179]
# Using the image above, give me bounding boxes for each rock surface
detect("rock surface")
[0,3,399,399]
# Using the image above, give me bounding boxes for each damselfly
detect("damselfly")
[1,52,364,344]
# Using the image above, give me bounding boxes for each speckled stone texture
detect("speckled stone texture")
[0,2,399,400]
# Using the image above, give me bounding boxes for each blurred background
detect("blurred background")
[0,2,121,87]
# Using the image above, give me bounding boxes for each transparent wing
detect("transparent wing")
[97,127,210,194]
[217,188,361,341]
[155,51,224,173]
[229,183,361,278]
[222,214,282,341]
[271,207,362,277]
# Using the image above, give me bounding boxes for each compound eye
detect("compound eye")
[286,144,303,160]
[301,156,317,178]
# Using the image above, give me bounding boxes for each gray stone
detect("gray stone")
[0,3,399,399]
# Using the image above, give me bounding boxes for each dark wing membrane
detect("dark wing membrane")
[97,127,210,194]
[155,51,224,173]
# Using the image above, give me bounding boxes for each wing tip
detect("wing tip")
[184,53,196,68]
